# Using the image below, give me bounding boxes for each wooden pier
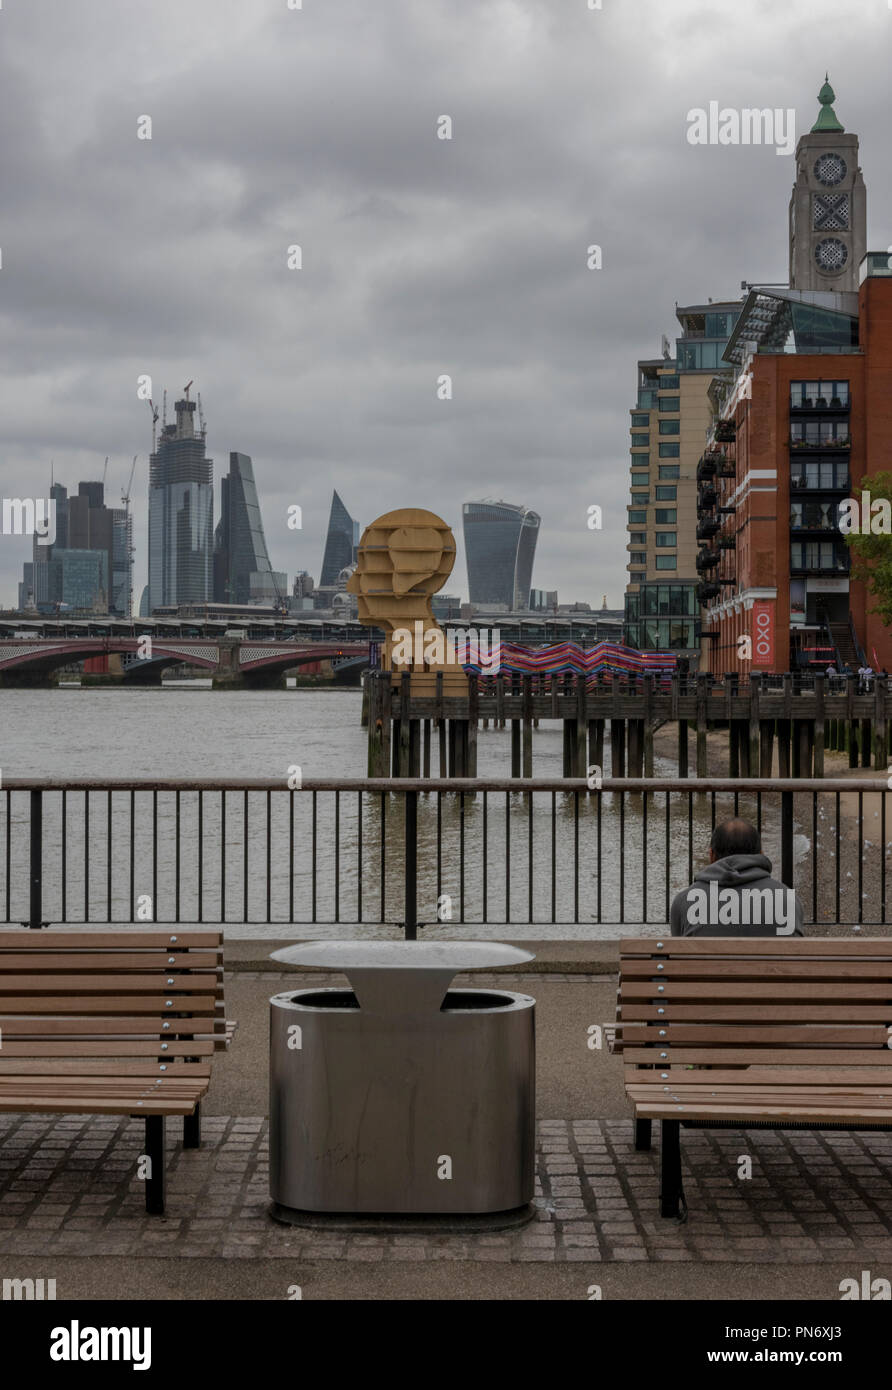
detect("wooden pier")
[363,671,892,779]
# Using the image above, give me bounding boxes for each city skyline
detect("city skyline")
[4,3,892,614]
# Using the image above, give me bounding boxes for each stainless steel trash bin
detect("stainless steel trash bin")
[268,942,535,1218]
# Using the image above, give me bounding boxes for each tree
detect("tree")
[845,471,892,627]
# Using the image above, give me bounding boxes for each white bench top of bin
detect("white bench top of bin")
[269,941,535,1013]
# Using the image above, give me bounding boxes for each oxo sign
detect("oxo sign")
[752,601,775,668]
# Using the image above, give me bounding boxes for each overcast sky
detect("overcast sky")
[1,0,891,610]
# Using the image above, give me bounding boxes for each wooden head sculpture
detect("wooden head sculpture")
[346,508,468,693]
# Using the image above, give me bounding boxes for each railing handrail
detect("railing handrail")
[2,777,888,793]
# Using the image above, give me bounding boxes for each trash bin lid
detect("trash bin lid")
[269,941,535,1013]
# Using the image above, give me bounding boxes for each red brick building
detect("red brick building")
[698,82,892,675]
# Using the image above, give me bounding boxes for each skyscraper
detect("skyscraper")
[462,500,540,610]
[21,477,129,615]
[213,452,284,605]
[319,491,358,587]
[148,388,213,612]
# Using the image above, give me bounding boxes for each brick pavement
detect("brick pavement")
[2,1115,892,1264]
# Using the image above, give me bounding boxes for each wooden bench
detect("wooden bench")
[0,929,229,1214]
[615,937,892,1219]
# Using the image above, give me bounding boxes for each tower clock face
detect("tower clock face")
[814,193,849,230]
[815,237,848,271]
[814,153,847,186]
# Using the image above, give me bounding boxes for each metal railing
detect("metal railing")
[2,777,889,937]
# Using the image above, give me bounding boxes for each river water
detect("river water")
[0,684,872,939]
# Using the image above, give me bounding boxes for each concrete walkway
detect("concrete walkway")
[1,956,890,1301]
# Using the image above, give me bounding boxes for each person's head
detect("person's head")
[709,818,761,863]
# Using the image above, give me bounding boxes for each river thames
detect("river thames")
[0,684,863,938]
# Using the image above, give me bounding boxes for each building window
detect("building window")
[631,413,649,427]
[655,509,677,524]
[790,420,851,446]
[658,443,680,458]
[628,509,647,524]
[631,433,649,447]
[659,376,680,390]
[790,380,850,409]
[658,465,680,480]
[659,397,681,412]
[628,532,646,544]
[629,552,647,564]
[659,419,680,435]
[655,555,677,570]
[637,389,657,409]
[631,491,649,504]
[655,532,677,546]
[630,472,649,487]
[655,486,677,501]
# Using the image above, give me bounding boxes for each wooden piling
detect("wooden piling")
[814,675,825,776]
[522,674,533,777]
[696,675,708,777]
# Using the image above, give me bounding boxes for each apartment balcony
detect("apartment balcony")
[696,548,720,573]
[789,434,851,451]
[714,420,736,442]
[696,516,720,540]
[696,582,720,605]
[789,395,850,412]
[789,547,851,576]
[790,472,850,492]
[696,457,717,482]
[718,536,736,551]
[697,484,717,511]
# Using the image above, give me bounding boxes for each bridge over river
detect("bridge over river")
[0,637,371,687]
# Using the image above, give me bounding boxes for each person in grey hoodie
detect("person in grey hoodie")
[670,818,804,937]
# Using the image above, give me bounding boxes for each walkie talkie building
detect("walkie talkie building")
[462,500,540,610]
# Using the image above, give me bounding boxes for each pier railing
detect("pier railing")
[2,777,889,937]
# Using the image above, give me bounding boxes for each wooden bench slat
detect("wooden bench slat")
[0,1059,213,1076]
[621,982,892,1000]
[626,1066,892,1085]
[620,937,892,956]
[620,1005,892,1022]
[0,974,222,992]
[632,1100,892,1124]
[0,996,220,1013]
[621,1025,890,1045]
[0,1040,215,1057]
[0,952,222,970]
[0,1096,199,1115]
[621,960,892,979]
[622,1048,892,1065]
[0,931,223,949]
[0,1017,224,1036]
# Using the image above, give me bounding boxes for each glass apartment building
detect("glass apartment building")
[147,393,213,612]
[462,500,540,610]
[624,305,740,655]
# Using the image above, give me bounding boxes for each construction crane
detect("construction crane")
[147,399,159,452]
[121,456,137,619]
[102,456,108,489]
[183,379,193,399]
[162,390,167,429]
[196,392,206,437]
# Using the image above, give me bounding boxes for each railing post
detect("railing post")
[29,788,44,929]
[781,789,794,891]
[404,788,418,941]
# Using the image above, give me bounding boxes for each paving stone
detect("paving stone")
[1,1116,891,1266]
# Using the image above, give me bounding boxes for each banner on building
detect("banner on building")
[752,600,775,669]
